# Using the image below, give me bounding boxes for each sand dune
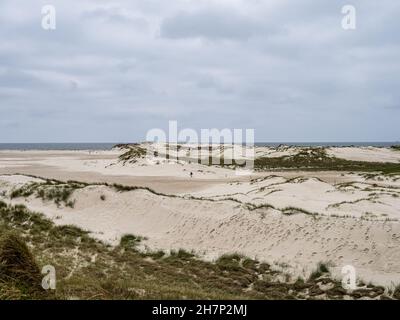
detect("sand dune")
[0,145,399,287]
[327,147,400,163]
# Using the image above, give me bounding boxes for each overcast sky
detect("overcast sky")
[0,0,399,142]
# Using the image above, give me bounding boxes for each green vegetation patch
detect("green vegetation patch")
[255,148,400,174]
[120,234,146,250]
[0,232,45,299]
[10,180,87,208]
[118,145,147,164]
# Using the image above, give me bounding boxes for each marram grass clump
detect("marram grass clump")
[0,233,44,299]
[119,234,146,250]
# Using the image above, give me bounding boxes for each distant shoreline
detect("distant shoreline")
[0,142,398,151]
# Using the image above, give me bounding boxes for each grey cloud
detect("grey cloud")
[81,6,150,31]
[0,0,399,142]
[161,9,264,40]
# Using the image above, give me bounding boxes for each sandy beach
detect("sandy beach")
[1,144,400,287]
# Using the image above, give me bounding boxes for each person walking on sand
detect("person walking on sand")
[190,172,193,178]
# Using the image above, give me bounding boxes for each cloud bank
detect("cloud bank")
[0,0,399,142]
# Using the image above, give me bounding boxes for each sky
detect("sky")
[0,0,399,142]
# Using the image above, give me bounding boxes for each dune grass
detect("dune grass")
[10,180,87,208]
[309,262,331,280]
[119,234,146,250]
[0,232,46,299]
[118,145,147,164]
[255,148,400,174]
[281,206,317,217]
[0,200,393,300]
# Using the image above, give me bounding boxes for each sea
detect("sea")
[0,142,398,150]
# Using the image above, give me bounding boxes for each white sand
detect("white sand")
[327,147,400,163]
[0,146,400,286]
